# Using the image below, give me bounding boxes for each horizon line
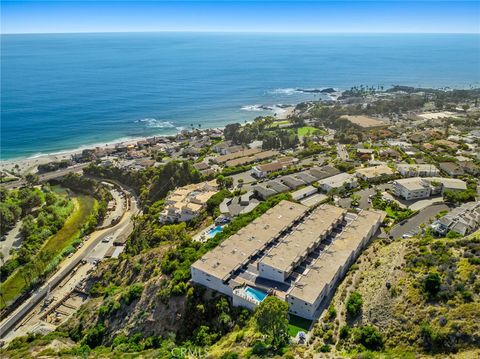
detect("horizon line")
[2,30,479,36]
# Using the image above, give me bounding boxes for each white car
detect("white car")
[102,236,111,243]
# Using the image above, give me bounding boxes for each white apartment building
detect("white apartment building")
[159,180,218,223]
[393,177,467,200]
[396,163,439,177]
[191,201,384,320]
[317,172,358,192]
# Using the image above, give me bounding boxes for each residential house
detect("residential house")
[317,172,358,192]
[159,180,218,223]
[431,201,480,236]
[439,162,465,177]
[355,165,394,181]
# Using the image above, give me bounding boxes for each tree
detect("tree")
[216,175,233,189]
[356,325,384,350]
[25,173,40,187]
[254,296,289,350]
[423,272,441,299]
[346,291,363,318]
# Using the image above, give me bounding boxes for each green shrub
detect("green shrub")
[122,283,144,305]
[355,325,384,350]
[339,325,350,339]
[346,291,363,318]
[423,272,441,299]
[327,304,337,320]
[319,344,331,352]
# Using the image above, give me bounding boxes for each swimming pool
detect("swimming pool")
[206,225,223,238]
[244,286,268,303]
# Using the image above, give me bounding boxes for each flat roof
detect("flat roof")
[191,201,309,282]
[394,177,426,191]
[259,205,346,274]
[215,148,261,163]
[288,209,384,304]
[397,163,438,171]
[309,165,341,180]
[424,177,467,190]
[356,165,394,178]
[225,150,278,167]
[342,115,388,128]
[291,185,317,199]
[318,172,355,187]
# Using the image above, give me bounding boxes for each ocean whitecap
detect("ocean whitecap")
[269,88,298,95]
[135,118,176,128]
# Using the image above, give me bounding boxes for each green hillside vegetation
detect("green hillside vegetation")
[305,231,480,357]
[0,192,291,357]
[0,194,95,309]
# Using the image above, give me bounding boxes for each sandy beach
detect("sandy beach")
[1,106,296,176]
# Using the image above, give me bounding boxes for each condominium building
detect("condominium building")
[191,200,384,320]
[393,177,467,200]
[159,180,218,223]
[392,177,431,200]
[396,163,439,177]
[431,201,480,236]
[355,165,394,181]
[317,172,358,192]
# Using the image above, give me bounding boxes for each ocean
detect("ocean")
[1,32,479,160]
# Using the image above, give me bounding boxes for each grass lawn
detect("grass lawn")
[288,314,312,337]
[268,120,291,128]
[0,194,95,309]
[297,126,327,137]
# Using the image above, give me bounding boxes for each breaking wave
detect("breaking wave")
[135,118,176,128]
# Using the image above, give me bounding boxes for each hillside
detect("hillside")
[206,231,480,358]
[3,225,478,358]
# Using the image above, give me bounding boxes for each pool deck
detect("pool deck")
[192,224,223,243]
[192,224,215,243]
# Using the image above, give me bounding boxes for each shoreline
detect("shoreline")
[1,105,296,175]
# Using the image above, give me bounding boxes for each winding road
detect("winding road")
[0,181,139,339]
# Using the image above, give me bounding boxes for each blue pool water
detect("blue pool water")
[245,286,268,302]
[207,225,223,238]
[2,33,479,159]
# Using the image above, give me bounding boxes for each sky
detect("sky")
[1,1,479,34]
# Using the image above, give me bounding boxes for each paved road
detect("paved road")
[1,164,89,190]
[0,182,138,339]
[336,144,349,161]
[389,203,450,239]
[0,221,23,263]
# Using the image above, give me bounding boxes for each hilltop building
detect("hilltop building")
[355,165,394,181]
[159,180,218,223]
[392,177,467,200]
[396,163,439,177]
[191,201,384,320]
[431,201,480,236]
